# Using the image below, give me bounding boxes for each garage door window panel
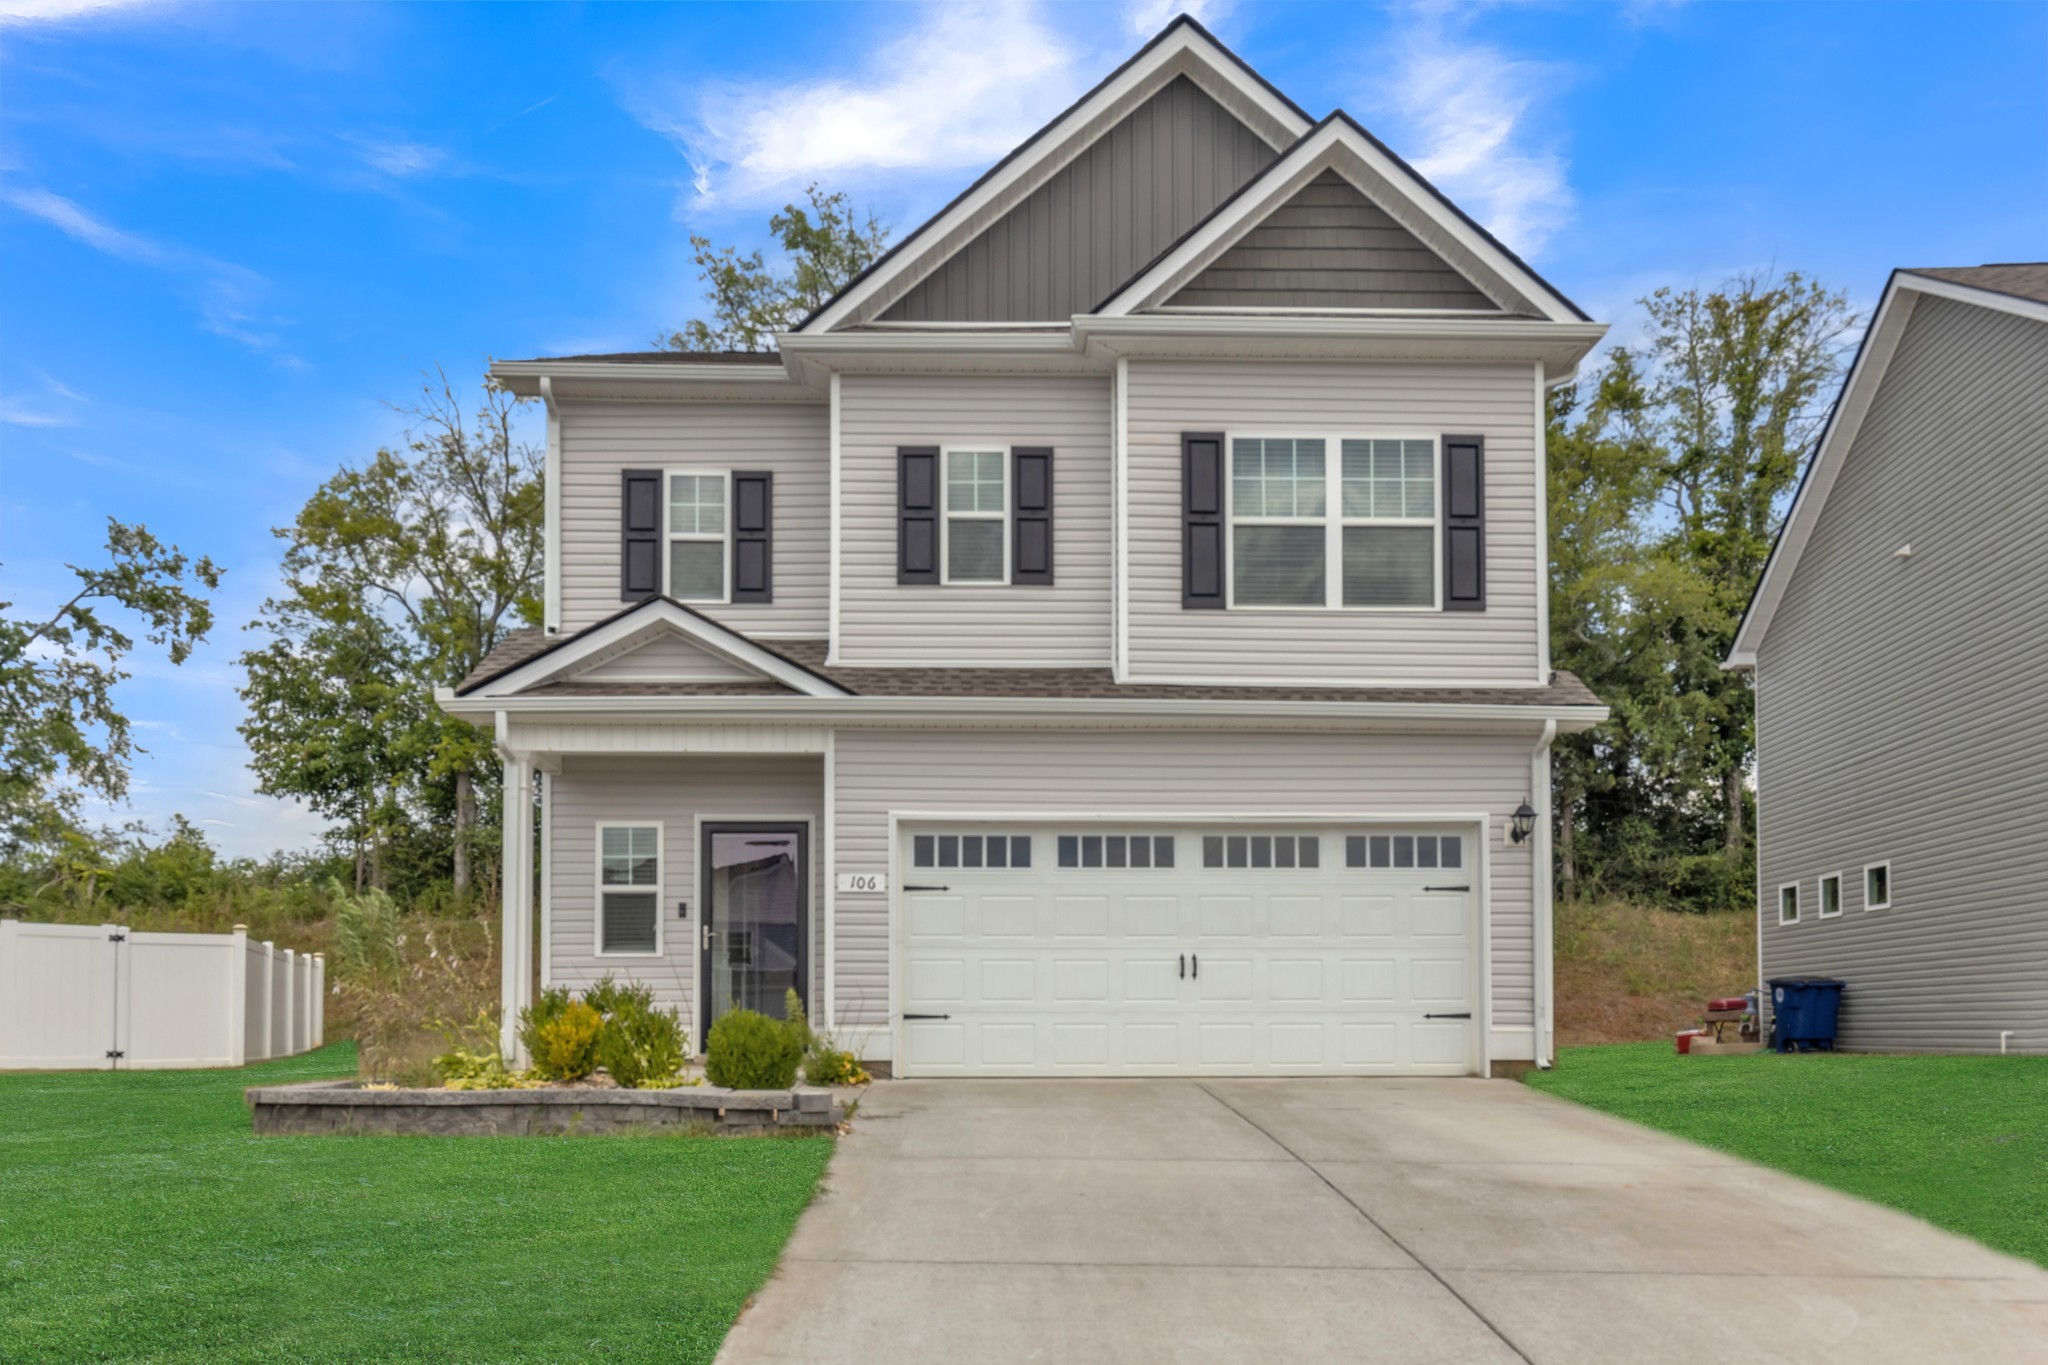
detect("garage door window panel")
[912,833,1031,870]
[1201,834,1320,869]
[1058,834,1173,869]
[1347,834,1462,869]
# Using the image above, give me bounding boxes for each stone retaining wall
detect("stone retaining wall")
[247,1079,841,1136]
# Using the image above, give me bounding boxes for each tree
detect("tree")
[0,519,221,853]
[240,372,541,897]
[659,184,889,352]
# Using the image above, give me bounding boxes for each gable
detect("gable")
[879,76,1279,324]
[572,630,765,684]
[1164,170,1497,311]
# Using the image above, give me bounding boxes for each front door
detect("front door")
[702,824,807,1035]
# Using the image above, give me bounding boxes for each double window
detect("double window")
[666,472,728,603]
[598,824,661,955]
[1229,435,1438,609]
[943,448,1008,584]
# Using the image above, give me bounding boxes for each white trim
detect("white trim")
[1777,881,1801,926]
[1818,870,1844,920]
[1530,719,1556,1068]
[938,444,1011,586]
[1729,270,2048,667]
[539,771,553,988]
[885,808,1494,1078]
[1092,119,1582,323]
[1070,313,1606,374]
[540,376,562,635]
[695,814,816,1027]
[1222,430,1442,612]
[1533,362,1550,681]
[458,597,850,700]
[795,23,1313,334]
[1863,860,1893,912]
[1155,304,1507,316]
[663,468,733,606]
[828,372,842,664]
[1113,357,1130,683]
[823,733,838,1031]
[593,820,665,959]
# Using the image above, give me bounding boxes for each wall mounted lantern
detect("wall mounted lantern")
[1509,802,1538,845]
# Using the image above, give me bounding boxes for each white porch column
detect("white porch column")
[499,752,536,1064]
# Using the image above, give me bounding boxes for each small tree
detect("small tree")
[660,184,889,352]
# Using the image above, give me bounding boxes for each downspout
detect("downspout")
[539,376,562,636]
[1532,719,1558,1069]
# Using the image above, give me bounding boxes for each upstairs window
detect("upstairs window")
[944,449,1007,584]
[1229,435,1438,610]
[667,472,729,603]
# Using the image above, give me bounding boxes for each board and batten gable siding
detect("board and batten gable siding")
[1167,170,1500,311]
[557,401,828,636]
[828,728,1540,1041]
[837,373,1112,666]
[546,755,825,1024]
[1756,294,2048,1054]
[878,76,1278,324]
[1124,359,1543,685]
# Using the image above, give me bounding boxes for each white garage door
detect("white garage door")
[896,823,1480,1077]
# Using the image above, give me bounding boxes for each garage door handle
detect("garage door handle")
[902,1013,952,1021]
[1424,885,1471,892]
[903,884,951,892]
[1179,954,1185,979]
[1423,1012,1472,1020]
[1192,954,1198,978]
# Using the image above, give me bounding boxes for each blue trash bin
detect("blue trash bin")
[1769,977,1845,1052]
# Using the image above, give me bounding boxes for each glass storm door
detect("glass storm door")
[705,826,806,1030]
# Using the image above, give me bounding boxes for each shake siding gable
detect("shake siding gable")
[838,374,1113,666]
[1125,359,1542,685]
[1757,295,2048,1053]
[879,76,1278,323]
[558,401,828,636]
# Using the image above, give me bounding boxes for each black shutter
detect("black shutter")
[620,469,661,600]
[898,447,940,585]
[1012,447,1054,586]
[1182,432,1225,609]
[1443,434,1485,611]
[730,471,773,603]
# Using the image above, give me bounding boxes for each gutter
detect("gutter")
[1531,718,1558,1069]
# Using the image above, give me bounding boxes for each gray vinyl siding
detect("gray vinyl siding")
[576,634,759,683]
[546,755,825,1030]
[828,728,1539,1037]
[1167,171,1498,311]
[1756,295,2048,1054]
[1125,359,1543,684]
[879,76,1277,323]
[838,374,1112,666]
[557,401,828,636]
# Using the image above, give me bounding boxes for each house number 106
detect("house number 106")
[837,872,887,893]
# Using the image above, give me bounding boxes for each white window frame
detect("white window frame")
[664,468,731,605]
[939,444,1010,586]
[595,820,664,958]
[1777,881,1800,926]
[1863,861,1893,911]
[1818,871,1843,919]
[1223,430,1442,612]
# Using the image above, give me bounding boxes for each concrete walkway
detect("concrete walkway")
[717,1077,2048,1364]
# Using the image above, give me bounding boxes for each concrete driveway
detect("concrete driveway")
[717,1078,2048,1365]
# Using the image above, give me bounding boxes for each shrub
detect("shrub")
[705,1007,804,1089]
[527,1000,605,1081]
[589,976,689,1089]
[434,1047,535,1090]
[804,1046,871,1087]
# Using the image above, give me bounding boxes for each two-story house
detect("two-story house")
[443,17,1609,1078]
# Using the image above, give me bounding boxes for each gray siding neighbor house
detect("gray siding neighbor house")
[1727,264,2048,1054]
[443,18,1611,1078]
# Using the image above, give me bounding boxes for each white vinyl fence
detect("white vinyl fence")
[0,919,324,1070]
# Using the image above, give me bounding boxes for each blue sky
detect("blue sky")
[3,0,2043,857]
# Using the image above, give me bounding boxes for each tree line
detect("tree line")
[0,187,1853,919]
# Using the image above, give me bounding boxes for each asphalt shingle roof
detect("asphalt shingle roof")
[1906,263,2048,308]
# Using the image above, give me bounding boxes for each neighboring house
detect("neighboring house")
[1727,263,2048,1054]
[444,18,1610,1078]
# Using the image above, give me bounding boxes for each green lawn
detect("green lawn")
[0,1045,833,1364]
[1529,1043,2048,1268]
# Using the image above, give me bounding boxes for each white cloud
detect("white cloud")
[1377,18,1574,257]
[2,186,301,363]
[354,138,448,179]
[2,402,76,428]
[636,1,1089,210]
[0,0,161,24]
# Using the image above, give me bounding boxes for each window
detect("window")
[944,448,1006,584]
[1201,834,1320,869]
[1346,833,1462,870]
[1778,883,1800,925]
[1228,434,1438,610]
[1818,873,1843,919]
[1864,862,1892,911]
[912,833,1031,869]
[1057,834,1175,869]
[598,824,661,955]
[667,472,728,602]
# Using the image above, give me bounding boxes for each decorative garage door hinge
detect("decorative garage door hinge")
[105,1049,124,1059]
[108,932,127,942]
